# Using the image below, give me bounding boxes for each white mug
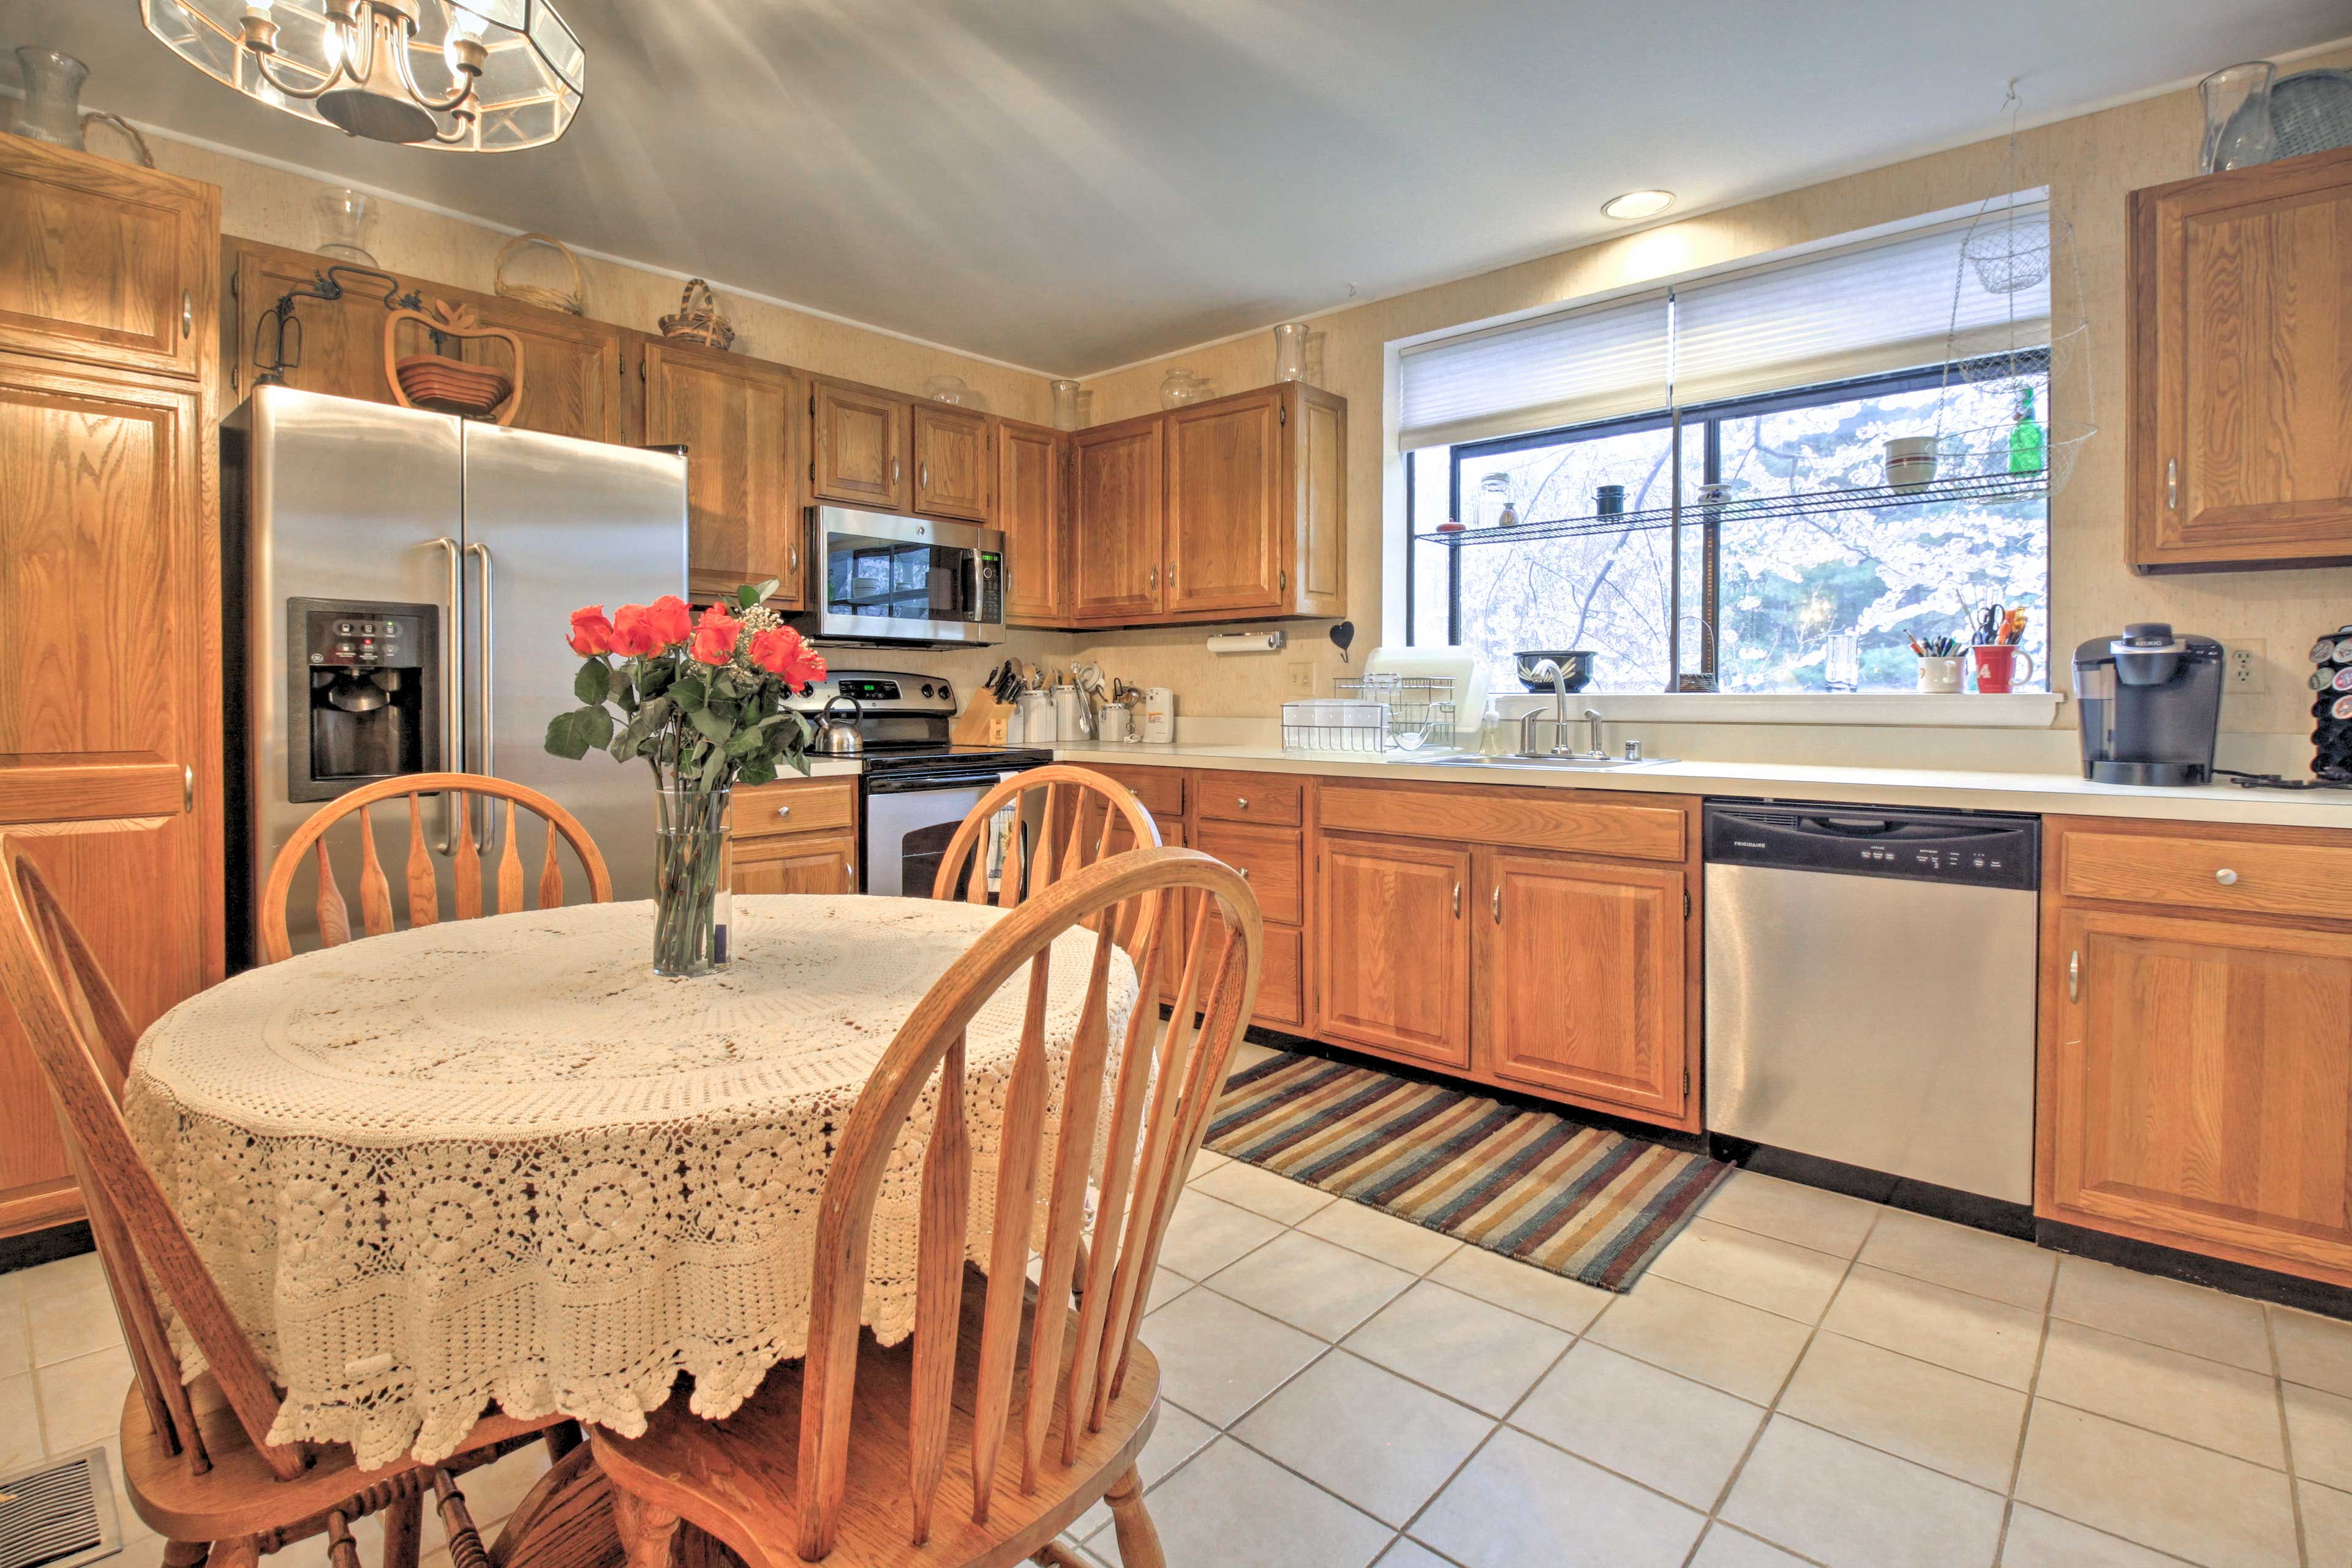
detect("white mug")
[1916,655,1965,694]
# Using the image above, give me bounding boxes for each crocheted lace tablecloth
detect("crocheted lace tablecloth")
[124,895,1137,1468]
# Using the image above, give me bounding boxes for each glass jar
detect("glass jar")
[1050,379,1081,431]
[10,48,88,151]
[652,782,733,977]
[922,374,968,405]
[315,187,378,267]
[1272,322,1309,382]
[2200,62,2278,175]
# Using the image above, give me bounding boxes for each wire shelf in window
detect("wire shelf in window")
[1413,466,2051,548]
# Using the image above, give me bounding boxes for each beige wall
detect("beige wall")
[1074,49,2352,741]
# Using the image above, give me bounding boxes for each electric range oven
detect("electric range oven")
[788,670,1050,897]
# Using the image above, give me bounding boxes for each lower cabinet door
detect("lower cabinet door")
[1476,849,1688,1121]
[2042,907,2352,1284]
[1314,832,1471,1068]
[732,832,856,895]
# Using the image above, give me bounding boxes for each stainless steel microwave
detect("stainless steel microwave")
[791,506,1006,647]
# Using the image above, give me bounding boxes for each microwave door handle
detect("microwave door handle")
[431,537,462,853]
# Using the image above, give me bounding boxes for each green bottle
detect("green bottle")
[2008,386,2045,475]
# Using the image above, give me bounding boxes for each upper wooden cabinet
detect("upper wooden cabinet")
[810,376,911,513]
[642,340,804,609]
[1476,848,1688,1123]
[1066,382,1345,627]
[1072,418,1166,622]
[224,238,627,443]
[2128,146,2352,571]
[997,418,1068,625]
[911,402,990,521]
[0,135,215,382]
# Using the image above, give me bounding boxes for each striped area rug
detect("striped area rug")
[1205,1050,1730,1292]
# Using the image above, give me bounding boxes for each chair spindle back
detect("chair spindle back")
[929,766,1160,914]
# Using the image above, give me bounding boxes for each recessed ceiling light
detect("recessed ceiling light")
[1602,190,1676,221]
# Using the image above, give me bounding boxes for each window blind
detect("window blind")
[1670,204,2050,407]
[1396,291,1670,450]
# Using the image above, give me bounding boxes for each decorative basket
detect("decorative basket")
[493,232,586,315]
[384,299,524,424]
[658,278,735,352]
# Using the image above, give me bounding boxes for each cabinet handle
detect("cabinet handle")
[2166,458,2179,511]
[776,805,793,818]
[790,543,799,571]
[2068,949,2080,1001]
[1148,566,1158,591]
[1167,565,1177,589]
[1491,886,1501,923]
[1452,881,1461,917]
[181,289,193,339]
[2215,867,2239,885]
[919,461,929,490]
[182,763,195,815]
[892,457,902,485]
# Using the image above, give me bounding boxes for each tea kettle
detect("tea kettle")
[812,694,864,757]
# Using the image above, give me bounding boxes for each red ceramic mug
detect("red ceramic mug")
[1970,644,2035,693]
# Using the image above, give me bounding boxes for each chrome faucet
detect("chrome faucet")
[1519,659,1578,756]
[1581,707,1607,759]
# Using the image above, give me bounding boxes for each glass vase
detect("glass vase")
[10,48,88,151]
[1050,379,1080,431]
[653,783,733,978]
[1272,322,1308,382]
[2199,62,2277,175]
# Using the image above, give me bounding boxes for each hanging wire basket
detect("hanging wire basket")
[1959,209,2063,295]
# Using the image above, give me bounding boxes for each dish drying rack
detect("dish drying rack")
[1283,675,1457,753]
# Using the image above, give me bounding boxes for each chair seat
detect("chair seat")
[594,1264,1161,1568]
[121,1373,565,1544]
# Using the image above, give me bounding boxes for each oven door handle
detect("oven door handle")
[865,768,1025,795]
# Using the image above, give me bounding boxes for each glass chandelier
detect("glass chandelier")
[138,0,582,151]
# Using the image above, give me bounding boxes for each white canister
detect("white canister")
[1099,705,1131,744]
[1016,689,1055,742]
[1053,684,1085,742]
[1142,687,1176,744]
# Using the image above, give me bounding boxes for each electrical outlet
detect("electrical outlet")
[1286,659,1314,694]
[2227,641,2266,694]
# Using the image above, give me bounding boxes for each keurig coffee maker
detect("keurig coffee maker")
[2073,623,2223,786]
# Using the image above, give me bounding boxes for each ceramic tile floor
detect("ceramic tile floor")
[5,1039,2347,1568]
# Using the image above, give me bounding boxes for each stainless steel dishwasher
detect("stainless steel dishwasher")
[1704,801,2040,1205]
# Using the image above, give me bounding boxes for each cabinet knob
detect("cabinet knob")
[776,805,793,818]
[1237,866,1250,881]
[1235,797,1248,810]
[2215,867,2239,886]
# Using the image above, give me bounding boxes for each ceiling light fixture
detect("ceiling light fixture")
[1601,189,1675,221]
[137,0,582,151]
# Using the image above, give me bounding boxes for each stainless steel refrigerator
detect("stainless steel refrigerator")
[223,385,688,967]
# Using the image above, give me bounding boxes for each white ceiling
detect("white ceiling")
[4,2,2344,375]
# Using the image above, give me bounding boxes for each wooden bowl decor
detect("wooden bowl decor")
[494,232,586,315]
[658,278,735,352]
[384,298,524,425]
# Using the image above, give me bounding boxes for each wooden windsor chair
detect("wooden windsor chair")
[592,845,1264,1568]
[258,772,611,963]
[928,765,1159,909]
[0,831,584,1568]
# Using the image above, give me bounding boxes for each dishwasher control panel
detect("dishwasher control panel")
[1704,802,2039,891]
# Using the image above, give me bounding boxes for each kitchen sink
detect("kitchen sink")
[1420,753,1671,770]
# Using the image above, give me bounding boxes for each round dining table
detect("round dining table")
[123,895,1137,1469]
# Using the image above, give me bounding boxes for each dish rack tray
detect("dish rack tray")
[1334,674,1457,749]
[1281,699,1389,753]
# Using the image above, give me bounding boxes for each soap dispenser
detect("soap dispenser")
[1477,697,1507,757]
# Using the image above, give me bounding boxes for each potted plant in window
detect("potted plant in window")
[543,581,827,977]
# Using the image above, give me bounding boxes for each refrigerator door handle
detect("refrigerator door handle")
[431,536,463,853]
[467,540,496,845]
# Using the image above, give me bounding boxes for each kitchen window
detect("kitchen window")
[1400,200,2056,697]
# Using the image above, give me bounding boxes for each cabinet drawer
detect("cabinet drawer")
[1069,763,1186,824]
[2062,829,2352,923]
[1196,771,1303,827]
[1321,782,1685,863]
[736,777,856,840]
[1195,819,1303,925]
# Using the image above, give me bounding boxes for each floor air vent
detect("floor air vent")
[0,1447,123,1568]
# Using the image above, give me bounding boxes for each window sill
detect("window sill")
[1525,692,2067,729]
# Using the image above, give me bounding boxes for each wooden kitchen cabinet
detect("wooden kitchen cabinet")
[1065,381,1346,627]
[1477,848,1689,1123]
[2038,816,2352,1286]
[641,339,804,608]
[996,417,1068,625]
[0,353,221,1238]
[733,834,858,895]
[810,375,911,512]
[1314,831,1472,1069]
[0,134,214,383]
[911,401,990,521]
[2128,145,2352,571]
[224,238,628,443]
[1072,418,1165,622]
[732,774,858,895]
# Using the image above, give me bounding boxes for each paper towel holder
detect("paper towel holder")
[1208,631,1286,654]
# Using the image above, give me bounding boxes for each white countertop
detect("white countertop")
[1052,741,2352,829]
